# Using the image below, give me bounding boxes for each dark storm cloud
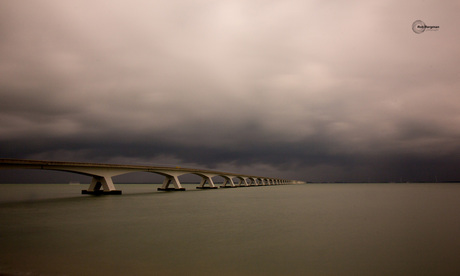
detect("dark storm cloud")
[1,0,460,182]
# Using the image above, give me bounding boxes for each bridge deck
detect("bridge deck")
[0,159,266,179]
[0,159,294,195]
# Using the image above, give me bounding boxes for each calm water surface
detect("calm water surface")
[1,183,460,275]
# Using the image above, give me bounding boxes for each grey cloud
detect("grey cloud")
[1,0,460,182]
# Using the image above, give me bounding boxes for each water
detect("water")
[1,183,460,275]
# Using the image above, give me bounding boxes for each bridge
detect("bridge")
[0,159,297,195]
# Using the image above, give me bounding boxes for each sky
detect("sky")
[1,0,459,183]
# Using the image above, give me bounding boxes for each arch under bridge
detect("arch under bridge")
[0,159,297,195]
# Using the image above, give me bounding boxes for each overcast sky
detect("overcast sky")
[1,0,459,182]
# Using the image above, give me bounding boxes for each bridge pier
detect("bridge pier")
[236,177,249,187]
[158,174,186,191]
[82,176,122,195]
[196,174,218,189]
[220,175,237,188]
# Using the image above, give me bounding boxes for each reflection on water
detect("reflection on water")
[1,183,460,275]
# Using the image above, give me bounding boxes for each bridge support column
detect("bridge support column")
[220,176,236,188]
[82,176,122,195]
[237,177,248,187]
[197,175,218,189]
[158,174,185,191]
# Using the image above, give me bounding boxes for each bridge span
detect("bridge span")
[0,159,297,194]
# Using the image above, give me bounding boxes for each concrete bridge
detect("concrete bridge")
[0,159,296,195]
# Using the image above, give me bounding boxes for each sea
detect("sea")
[1,183,460,276]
